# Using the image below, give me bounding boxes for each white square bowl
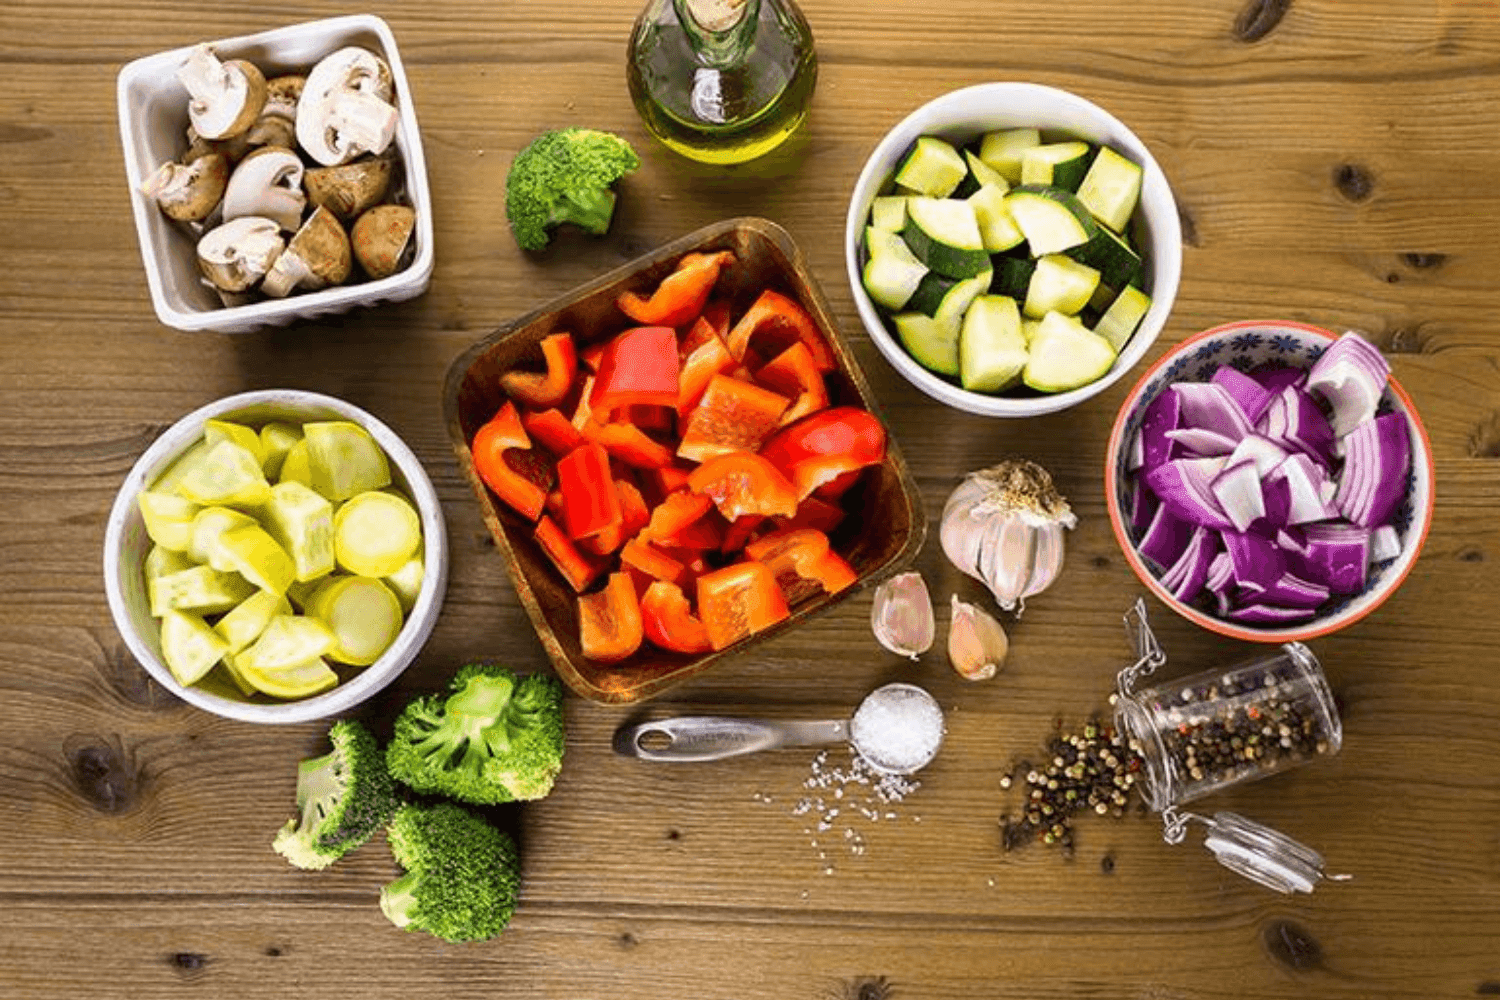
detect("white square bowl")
[117,15,434,333]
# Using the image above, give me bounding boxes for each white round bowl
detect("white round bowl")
[844,82,1183,417]
[1106,320,1435,643]
[103,389,448,723]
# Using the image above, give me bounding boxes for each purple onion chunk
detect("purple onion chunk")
[1212,364,1276,425]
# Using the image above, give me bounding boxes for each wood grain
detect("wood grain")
[3,0,1500,997]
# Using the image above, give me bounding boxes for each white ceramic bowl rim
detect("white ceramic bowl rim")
[1105,320,1436,643]
[844,81,1184,417]
[102,389,448,723]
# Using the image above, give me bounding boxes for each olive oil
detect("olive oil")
[627,0,817,165]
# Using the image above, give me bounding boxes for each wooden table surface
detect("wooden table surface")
[4,1,1499,997]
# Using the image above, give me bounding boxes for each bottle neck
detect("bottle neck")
[673,0,761,68]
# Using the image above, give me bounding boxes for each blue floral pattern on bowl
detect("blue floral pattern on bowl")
[1113,323,1430,639]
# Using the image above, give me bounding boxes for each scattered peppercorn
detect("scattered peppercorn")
[998,715,1144,852]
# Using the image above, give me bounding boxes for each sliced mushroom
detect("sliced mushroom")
[263,75,306,121]
[222,147,306,232]
[197,216,285,292]
[351,204,416,279]
[261,206,352,297]
[140,153,229,222]
[295,47,399,167]
[176,44,267,141]
[303,157,392,222]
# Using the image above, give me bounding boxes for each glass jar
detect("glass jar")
[1109,601,1351,894]
[626,0,817,164]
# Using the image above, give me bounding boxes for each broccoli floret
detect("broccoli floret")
[385,664,565,805]
[272,718,400,870]
[505,128,640,251]
[380,802,520,943]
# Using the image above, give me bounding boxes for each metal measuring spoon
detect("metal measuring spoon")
[611,682,943,775]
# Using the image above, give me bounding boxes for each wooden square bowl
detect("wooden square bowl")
[443,217,925,704]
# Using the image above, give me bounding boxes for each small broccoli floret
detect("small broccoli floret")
[272,718,400,870]
[505,128,640,251]
[385,664,566,805]
[380,802,520,943]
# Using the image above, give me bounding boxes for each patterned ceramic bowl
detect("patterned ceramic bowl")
[1105,320,1435,643]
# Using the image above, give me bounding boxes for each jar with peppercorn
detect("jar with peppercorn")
[1111,601,1351,894]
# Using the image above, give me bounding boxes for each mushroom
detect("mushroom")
[261,206,352,297]
[222,147,306,232]
[196,216,285,292]
[351,204,416,279]
[263,75,306,121]
[139,152,229,222]
[176,44,267,141]
[303,157,392,222]
[295,47,399,167]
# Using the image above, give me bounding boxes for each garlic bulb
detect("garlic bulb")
[948,594,1009,680]
[940,459,1077,614]
[870,571,934,659]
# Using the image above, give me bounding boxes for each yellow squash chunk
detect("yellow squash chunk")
[278,438,313,487]
[307,576,404,666]
[237,656,340,700]
[304,421,390,501]
[175,439,271,508]
[149,564,256,617]
[238,614,336,673]
[204,419,267,467]
[284,576,326,611]
[383,555,424,613]
[188,506,258,571]
[334,491,421,578]
[138,491,202,552]
[217,652,258,697]
[217,523,296,596]
[159,609,229,686]
[259,422,303,479]
[151,439,209,495]
[213,589,293,654]
[145,544,195,581]
[261,481,335,582]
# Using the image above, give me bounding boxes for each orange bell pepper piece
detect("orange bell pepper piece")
[640,490,714,543]
[521,407,586,457]
[725,289,836,372]
[579,572,644,662]
[759,406,887,500]
[755,341,830,427]
[677,318,738,419]
[582,418,676,470]
[745,527,858,599]
[534,515,609,593]
[687,452,799,521]
[639,580,712,654]
[500,332,578,410]
[470,401,551,521]
[616,250,736,328]
[696,561,790,651]
[676,374,789,464]
[555,443,621,540]
[620,537,689,588]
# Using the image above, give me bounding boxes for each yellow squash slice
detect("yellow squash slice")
[307,576,403,666]
[304,421,391,501]
[383,555,424,613]
[258,422,303,479]
[204,419,267,467]
[237,656,340,700]
[188,506,258,571]
[261,481,335,582]
[237,614,336,673]
[213,589,293,654]
[149,564,256,617]
[217,523,296,596]
[175,439,271,508]
[333,491,421,578]
[138,491,202,552]
[159,609,229,686]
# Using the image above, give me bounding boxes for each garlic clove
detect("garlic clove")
[947,594,1008,681]
[977,514,1034,612]
[1021,521,1067,606]
[871,571,935,660]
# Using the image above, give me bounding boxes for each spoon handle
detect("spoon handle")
[613,717,849,762]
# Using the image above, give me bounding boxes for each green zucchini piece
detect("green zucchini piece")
[893,312,962,377]
[959,295,1028,392]
[1020,141,1095,191]
[901,197,990,278]
[894,136,968,198]
[862,227,929,311]
[869,195,909,232]
[1069,224,1143,292]
[964,150,1010,192]
[1094,285,1153,352]
[967,184,1026,253]
[990,256,1038,299]
[1022,311,1118,393]
[977,128,1042,183]
[1077,146,1144,232]
[1005,185,1098,256]
[1024,254,1102,319]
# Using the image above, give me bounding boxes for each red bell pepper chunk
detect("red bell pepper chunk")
[579,478,651,556]
[759,406,887,500]
[620,537,689,588]
[641,464,693,507]
[579,572,644,662]
[500,332,579,410]
[776,495,846,534]
[470,401,552,521]
[556,443,622,540]
[687,451,799,521]
[720,514,767,554]
[725,289,836,372]
[696,561,790,651]
[755,341,830,427]
[640,490,714,543]
[746,527,859,599]
[677,374,789,463]
[534,515,609,593]
[616,250,736,328]
[582,418,676,470]
[639,580,712,654]
[590,325,681,415]
[667,508,726,550]
[522,407,586,457]
[677,319,738,419]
